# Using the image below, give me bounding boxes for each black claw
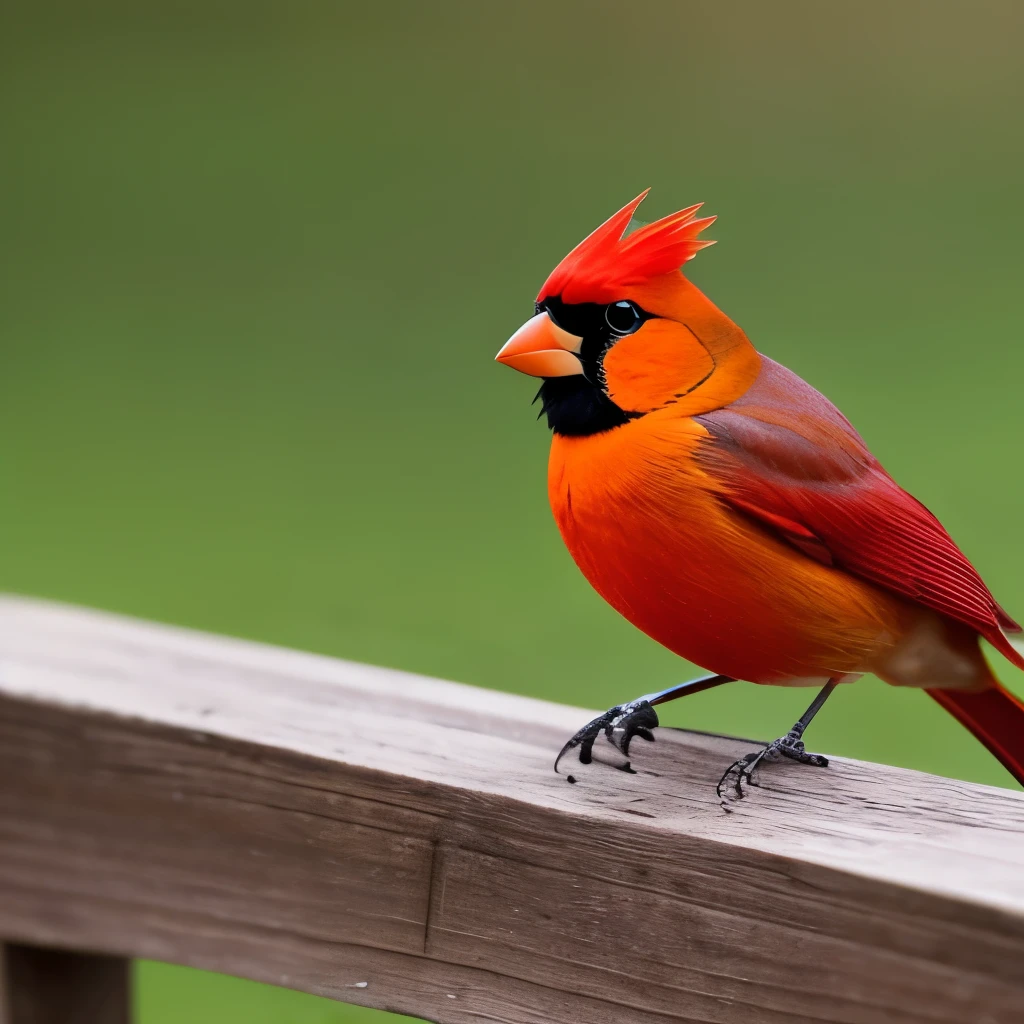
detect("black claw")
[614,727,651,757]
[777,742,830,769]
[715,749,766,802]
[716,758,745,801]
[608,701,659,756]
[553,700,659,774]
[716,737,830,804]
[554,706,623,773]
[577,730,598,765]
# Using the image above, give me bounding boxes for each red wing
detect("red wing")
[695,358,1023,666]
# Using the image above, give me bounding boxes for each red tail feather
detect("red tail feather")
[928,684,1024,786]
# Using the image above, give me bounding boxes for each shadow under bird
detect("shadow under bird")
[495,190,1024,799]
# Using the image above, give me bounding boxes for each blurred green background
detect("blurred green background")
[3,1,1023,1020]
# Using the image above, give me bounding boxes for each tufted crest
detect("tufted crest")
[537,190,716,305]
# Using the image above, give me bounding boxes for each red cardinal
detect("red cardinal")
[496,190,1024,797]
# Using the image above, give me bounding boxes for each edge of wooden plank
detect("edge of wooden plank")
[1,594,1022,915]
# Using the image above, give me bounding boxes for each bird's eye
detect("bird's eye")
[605,301,642,336]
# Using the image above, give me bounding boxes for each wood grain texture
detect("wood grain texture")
[1,944,130,1024]
[1,596,1024,1024]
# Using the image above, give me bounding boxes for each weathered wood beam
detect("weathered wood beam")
[1,596,1023,1023]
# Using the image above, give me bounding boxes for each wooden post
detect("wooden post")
[1,944,130,1024]
[1,596,1024,1024]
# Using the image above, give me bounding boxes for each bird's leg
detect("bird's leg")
[554,674,736,774]
[717,680,837,803]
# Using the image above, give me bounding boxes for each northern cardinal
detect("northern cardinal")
[495,190,1024,797]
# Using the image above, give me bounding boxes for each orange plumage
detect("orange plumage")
[497,191,1024,787]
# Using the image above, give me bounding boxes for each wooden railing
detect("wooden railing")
[1,596,1024,1023]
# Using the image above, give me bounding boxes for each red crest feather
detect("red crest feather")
[537,190,716,304]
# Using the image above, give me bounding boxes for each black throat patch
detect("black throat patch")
[535,375,635,436]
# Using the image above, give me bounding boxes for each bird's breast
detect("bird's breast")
[547,412,905,683]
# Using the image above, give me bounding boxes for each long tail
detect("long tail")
[928,683,1024,786]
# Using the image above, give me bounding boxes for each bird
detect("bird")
[494,189,1024,799]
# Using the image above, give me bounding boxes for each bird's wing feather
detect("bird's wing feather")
[695,357,1023,667]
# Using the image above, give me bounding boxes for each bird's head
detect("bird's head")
[496,191,760,437]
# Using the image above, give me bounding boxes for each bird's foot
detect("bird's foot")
[554,699,659,774]
[716,735,829,805]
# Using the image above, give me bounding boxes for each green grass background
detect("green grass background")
[2,2,1023,1020]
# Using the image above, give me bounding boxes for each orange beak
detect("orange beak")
[495,312,583,377]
